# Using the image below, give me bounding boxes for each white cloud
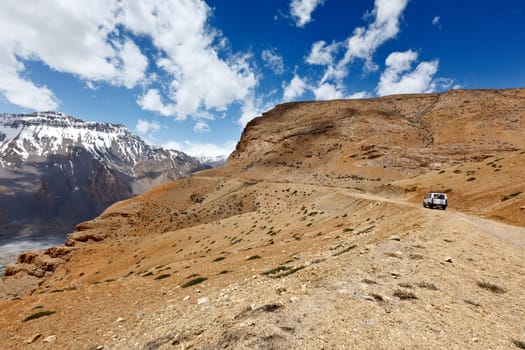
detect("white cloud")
[238,95,263,127]
[376,50,439,96]
[347,91,370,99]
[290,0,325,27]
[262,49,285,75]
[136,118,160,134]
[0,0,257,119]
[194,120,210,133]
[122,0,257,119]
[0,1,151,110]
[137,89,176,117]
[306,41,339,66]
[164,140,237,159]
[283,75,307,101]
[432,16,441,27]
[0,57,59,110]
[313,83,344,100]
[343,0,408,68]
[315,0,408,85]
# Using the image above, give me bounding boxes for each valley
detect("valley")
[0,89,523,349]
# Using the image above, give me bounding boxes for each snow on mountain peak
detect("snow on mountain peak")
[0,112,176,167]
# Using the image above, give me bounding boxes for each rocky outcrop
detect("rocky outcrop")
[229,89,525,179]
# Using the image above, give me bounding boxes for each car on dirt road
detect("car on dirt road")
[423,192,448,210]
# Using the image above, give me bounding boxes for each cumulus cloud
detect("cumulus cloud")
[121,0,257,120]
[313,83,344,100]
[290,0,325,27]
[194,120,210,133]
[238,95,263,127]
[262,49,285,75]
[432,16,441,26]
[0,0,257,120]
[137,89,176,117]
[0,1,150,110]
[306,41,340,66]
[313,0,408,86]
[164,140,237,159]
[136,118,160,134]
[347,91,370,99]
[283,75,307,101]
[376,50,439,96]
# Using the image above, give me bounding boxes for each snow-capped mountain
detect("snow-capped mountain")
[0,112,206,243]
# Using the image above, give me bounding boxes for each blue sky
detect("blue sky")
[0,0,524,158]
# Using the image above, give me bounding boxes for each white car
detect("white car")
[423,192,448,210]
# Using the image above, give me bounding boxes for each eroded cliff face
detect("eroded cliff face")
[0,89,524,349]
[227,89,525,182]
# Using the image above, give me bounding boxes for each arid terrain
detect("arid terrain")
[0,88,524,349]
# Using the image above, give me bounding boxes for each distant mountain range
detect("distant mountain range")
[0,111,207,243]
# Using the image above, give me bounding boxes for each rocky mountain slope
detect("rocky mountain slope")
[0,112,204,246]
[0,89,524,349]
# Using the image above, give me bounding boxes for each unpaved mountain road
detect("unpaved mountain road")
[243,176,525,252]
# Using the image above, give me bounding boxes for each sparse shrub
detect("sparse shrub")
[50,287,76,293]
[247,255,262,260]
[513,340,525,349]
[218,270,230,275]
[213,256,225,262]
[143,272,154,277]
[477,280,506,294]
[154,273,171,280]
[409,253,424,260]
[393,289,417,300]
[466,177,476,181]
[332,244,357,257]
[181,277,207,288]
[362,278,377,285]
[464,299,481,307]
[369,293,384,301]
[501,192,522,201]
[23,310,56,322]
[342,228,353,233]
[453,169,462,174]
[416,282,438,290]
[262,265,305,278]
[398,282,413,289]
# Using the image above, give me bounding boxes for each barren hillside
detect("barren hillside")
[0,89,524,349]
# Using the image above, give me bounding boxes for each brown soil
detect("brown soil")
[0,89,524,349]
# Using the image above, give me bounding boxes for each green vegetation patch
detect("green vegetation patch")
[393,289,417,300]
[246,255,262,260]
[416,281,438,290]
[49,287,77,293]
[513,340,525,349]
[477,280,506,294]
[23,310,56,322]
[332,244,357,257]
[181,277,208,288]
[262,265,306,278]
[154,273,171,280]
[501,192,522,201]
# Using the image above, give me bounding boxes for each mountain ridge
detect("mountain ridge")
[0,111,205,245]
[0,89,523,349]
